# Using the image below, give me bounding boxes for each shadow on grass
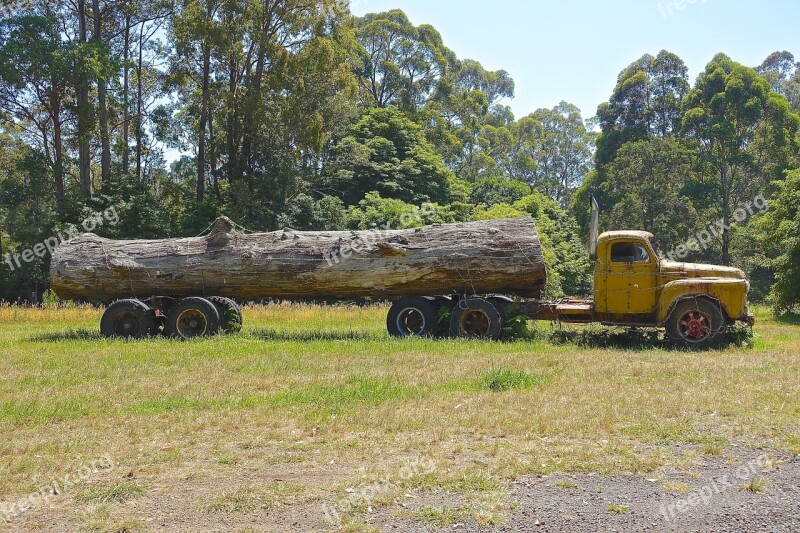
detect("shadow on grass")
[544,325,753,351]
[247,328,383,342]
[775,313,800,326]
[546,327,668,350]
[28,328,382,343]
[29,328,104,342]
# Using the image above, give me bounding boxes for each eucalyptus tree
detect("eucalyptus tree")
[682,54,800,264]
[595,50,689,167]
[353,9,452,112]
[0,8,71,211]
[757,50,800,114]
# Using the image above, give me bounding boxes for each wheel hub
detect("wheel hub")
[461,309,491,337]
[177,309,208,338]
[397,308,425,336]
[114,313,140,337]
[680,311,711,340]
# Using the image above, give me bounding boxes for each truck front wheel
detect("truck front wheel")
[666,298,727,349]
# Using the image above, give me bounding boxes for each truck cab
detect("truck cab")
[593,231,753,347]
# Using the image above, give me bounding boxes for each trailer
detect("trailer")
[50,200,754,348]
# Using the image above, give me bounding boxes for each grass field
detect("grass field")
[1,303,799,531]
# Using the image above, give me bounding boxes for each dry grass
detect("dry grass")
[0,303,798,530]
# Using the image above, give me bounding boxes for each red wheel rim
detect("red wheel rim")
[679,310,711,341]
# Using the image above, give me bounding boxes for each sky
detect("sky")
[350,0,800,120]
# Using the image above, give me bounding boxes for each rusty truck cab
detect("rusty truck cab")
[593,231,660,326]
[591,231,753,335]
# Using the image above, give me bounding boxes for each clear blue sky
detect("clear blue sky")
[351,0,800,120]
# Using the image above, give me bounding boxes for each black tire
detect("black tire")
[100,299,157,339]
[487,295,514,320]
[207,296,243,333]
[387,296,438,338]
[450,298,503,340]
[165,297,222,339]
[665,298,727,349]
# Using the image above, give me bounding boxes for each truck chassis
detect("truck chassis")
[98,292,752,349]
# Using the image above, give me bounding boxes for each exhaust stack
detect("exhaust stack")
[589,196,599,261]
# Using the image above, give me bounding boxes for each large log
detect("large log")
[50,216,547,301]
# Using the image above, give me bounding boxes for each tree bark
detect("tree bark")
[93,0,111,186]
[136,20,144,181]
[77,0,93,197]
[122,12,131,175]
[52,96,65,214]
[197,35,211,202]
[50,217,547,301]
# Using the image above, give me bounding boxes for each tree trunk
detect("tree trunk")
[77,0,93,197]
[93,0,111,186]
[197,36,211,202]
[721,161,731,266]
[209,105,220,199]
[122,12,131,175]
[136,20,144,181]
[52,96,65,214]
[50,217,547,301]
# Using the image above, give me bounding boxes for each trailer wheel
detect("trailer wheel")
[450,298,503,340]
[207,296,243,333]
[666,298,727,349]
[387,296,438,338]
[165,297,222,339]
[487,295,514,320]
[100,299,157,339]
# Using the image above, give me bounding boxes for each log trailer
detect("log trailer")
[50,200,754,348]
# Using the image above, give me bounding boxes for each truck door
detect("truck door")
[602,240,658,324]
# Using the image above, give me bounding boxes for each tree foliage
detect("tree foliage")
[759,169,800,313]
[0,4,799,313]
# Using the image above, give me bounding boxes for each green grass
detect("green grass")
[0,302,798,530]
[78,481,146,504]
[199,482,305,514]
[607,503,631,514]
[404,505,476,526]
[476,368,549,392]
[554,480,578,489]
[738,477,770,493]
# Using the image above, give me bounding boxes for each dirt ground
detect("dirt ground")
[6,446,798,532]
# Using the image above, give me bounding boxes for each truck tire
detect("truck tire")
[665,298,727,349]
[450,298,503,340]
[207,296,243,333]
[100,299,157,339]
[165,297,222,339]
[487,295,514,320]
[387,296,438,338]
